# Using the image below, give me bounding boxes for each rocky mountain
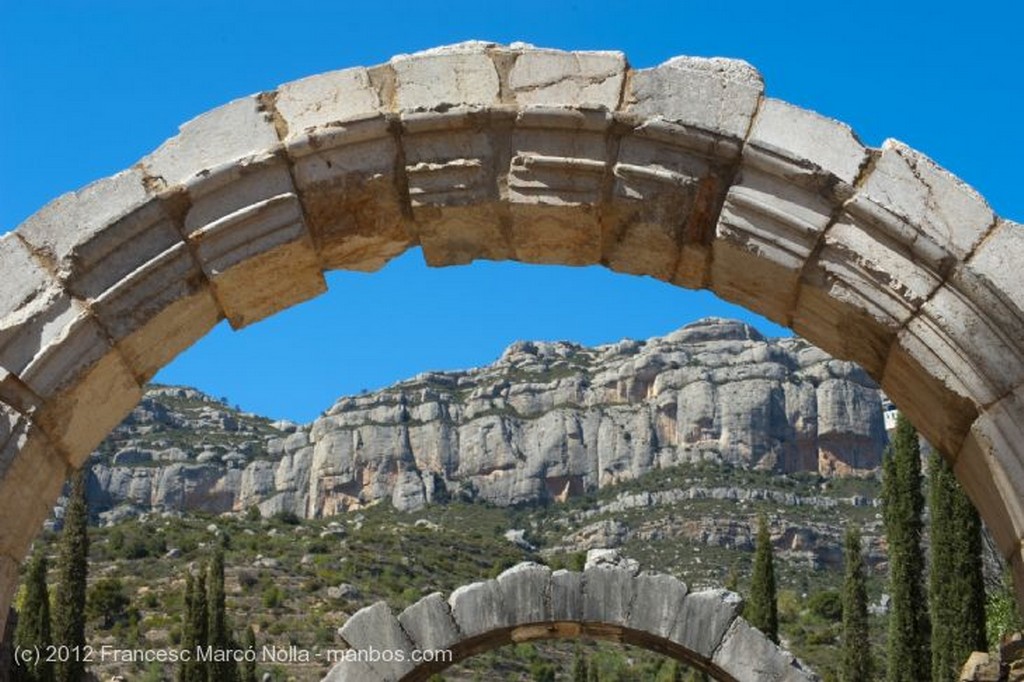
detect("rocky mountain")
[86,317,888,521]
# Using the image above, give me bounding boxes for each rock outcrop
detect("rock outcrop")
[86,318,888,517]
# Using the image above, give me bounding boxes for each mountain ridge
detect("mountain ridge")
[86,317,888,522]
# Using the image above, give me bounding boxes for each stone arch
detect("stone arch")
[1,42,1023,638]
[324,561,817,682]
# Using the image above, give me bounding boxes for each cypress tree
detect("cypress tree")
[241,626,257,682]
[747,514,778,643]
[929,453,987,682]
[191,570,209,682]
[840,526,872,682]
[53,468,89,682]
[881,413,930,682]
[207,547,238,682]
[14,551,54,682]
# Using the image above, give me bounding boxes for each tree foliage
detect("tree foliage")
[929,453,987,682]
[840,526,872,682]
[747,514,778,643]
[53,468,89,682]
[207,546,239,682]
[881,413,930,682]
[14,551,54,682]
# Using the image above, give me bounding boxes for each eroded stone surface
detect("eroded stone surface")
[338,602,414,680]
[713,618,820,681]
[398,592,461,653]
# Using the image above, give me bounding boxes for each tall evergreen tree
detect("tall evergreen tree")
[881,413,930,682]
[179,569,210,682]
[747,514,778,643]
[207,547,239,682]
[572,644,586,682]
[840,526,872,682]
[241,626,257,682]
[14,551,54,682]
[929,453,987,682]
[53,468,89,682]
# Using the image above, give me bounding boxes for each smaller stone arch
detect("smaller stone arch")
[323,561,819,682]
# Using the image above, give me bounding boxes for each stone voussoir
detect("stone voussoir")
[338,601,415,681]
[626,572,690,640]
[448,578,509,640]
[582,565,636,627]
[397,591,462,653]
[496,561,552,626]
[712,617,821,681]
[668,588,744,660]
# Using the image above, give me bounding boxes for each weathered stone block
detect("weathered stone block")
[582,566,635,626]
[627,56,763,140]
[966,219,1024,321]
[338,602,414,681]
[118,289,221,383]
[507,109,610,265]
[497,562,552,625]
[448,579,508,639]
[626,573,689,640]
[392,43,500,111]
[955,387,1024,563]
[747,99,866,186]
[882,329,978,457]
[289,116,412,272]
[274,67,381,134]
[712,618,820,681]
[141,95,281,189]
[854,139,994,266]
[668,588,742,660]
[508,49,626,109]
[0,420,66,560]
[180,157,325,328]
[712,100,868,325]
[550,569,584,622]
[400,110,510,266]
[34,347,143,465]
[604,121,720,282]
[398,592,461,653]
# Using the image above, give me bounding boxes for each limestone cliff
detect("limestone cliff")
[86,318,888,518]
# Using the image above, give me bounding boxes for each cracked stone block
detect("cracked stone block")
[627,56,764,141]
[853,139,994,266]
[448,579,508,639]
[338,602,414,681]
[398,592,461,653]
[392,43,500,111]
[180,157,325,328]
[955,386,1024,563]
[712,100,869,325]
[551,569,584,622]
[668,589,742,660]
[497,562,552,625]
[582,566,634,627]
[141,95,282,189]
[274,67,382,135]
[626,573,689,640]
[508,48,626,109]
[0,420,66,559]
[713,618,820,682]
[289,116,412,272]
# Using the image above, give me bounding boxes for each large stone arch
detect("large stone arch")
[324,561,818,682]
[1,42,1023,639]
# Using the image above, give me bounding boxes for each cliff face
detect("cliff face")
[87,318,888,518]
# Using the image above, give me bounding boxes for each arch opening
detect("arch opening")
[1,42,1023,641]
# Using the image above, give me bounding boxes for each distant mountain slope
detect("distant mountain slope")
[86,318,887,520]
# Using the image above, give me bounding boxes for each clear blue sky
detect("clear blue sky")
[2,1,1021,422]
